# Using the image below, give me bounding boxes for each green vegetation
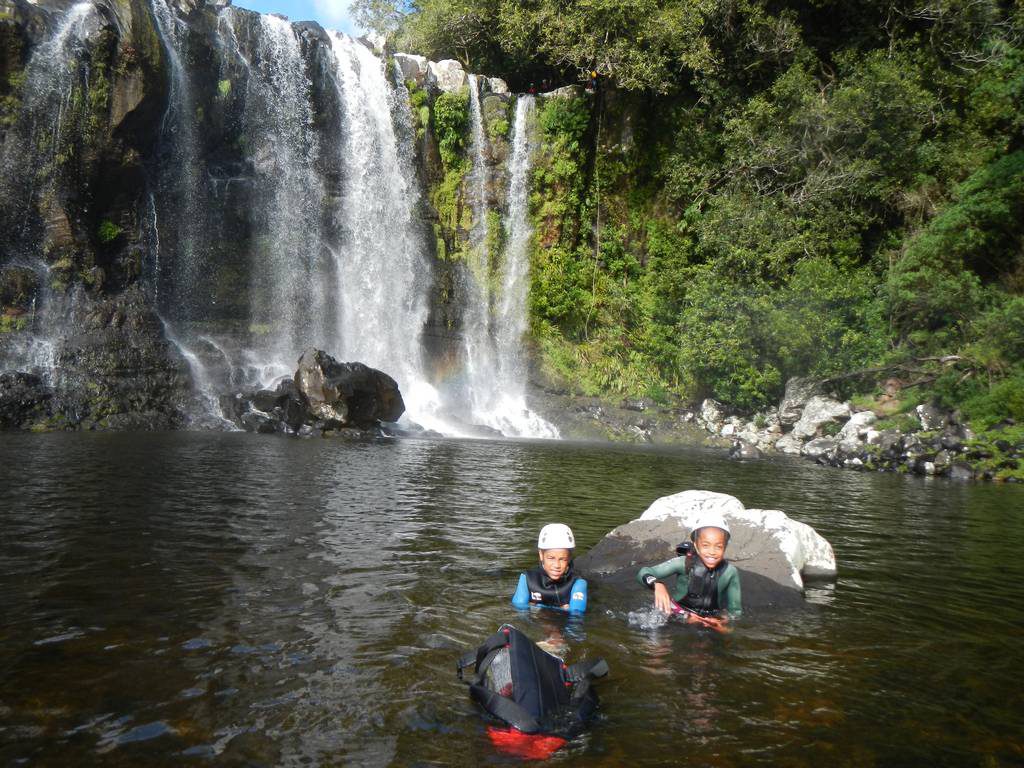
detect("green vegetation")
[433,87,469,167]
[218,78,231,97]
[0,314,29,333]
[375,0,1024,436]
[406,78,430,139]
[488,116,509,137]
[428,87,472,262]
[97,219,123,244]
[1,71,25,128]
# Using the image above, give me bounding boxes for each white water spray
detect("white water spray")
[460,94,558,438]
[0,3,94,380]
[244,15,328,373]
[325,32,455,435]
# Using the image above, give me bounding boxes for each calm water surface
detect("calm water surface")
[1,432,1022,767]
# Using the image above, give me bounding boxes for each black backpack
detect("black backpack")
[456,624,609,738]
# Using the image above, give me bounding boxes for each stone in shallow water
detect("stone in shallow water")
[294,348,404,429]
[576,490,837,614]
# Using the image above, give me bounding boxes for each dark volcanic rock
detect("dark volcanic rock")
[51,287,189,430]
[0,266,40,311]
[225,348,405,436]
[294,348,404,429]
[0,372,53,429]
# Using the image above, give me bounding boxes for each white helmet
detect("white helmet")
[537,523,575,550]
[690,513,731,541]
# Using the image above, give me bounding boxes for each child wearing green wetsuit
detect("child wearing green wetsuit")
[637,512,741,628]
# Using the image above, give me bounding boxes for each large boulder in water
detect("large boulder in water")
[294,348,405,429]
[576,490,837,613]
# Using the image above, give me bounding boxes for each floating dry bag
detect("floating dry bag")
[456,624,608,758]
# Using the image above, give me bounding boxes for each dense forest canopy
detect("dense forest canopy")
[362,0,1023,428]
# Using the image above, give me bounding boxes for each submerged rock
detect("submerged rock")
[576,490,836,614]
[729,440,763,460]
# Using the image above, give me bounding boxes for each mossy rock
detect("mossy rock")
[0,265,39,309]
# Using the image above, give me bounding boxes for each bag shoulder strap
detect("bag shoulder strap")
[564,658,609,683]
[456,627,514,681]
[469,683,543,734]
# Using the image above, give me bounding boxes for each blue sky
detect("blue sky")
[233,0,361,34]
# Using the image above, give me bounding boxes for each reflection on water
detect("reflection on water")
[1,433,1022,766]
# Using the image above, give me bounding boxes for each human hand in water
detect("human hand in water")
[653,583,674,614]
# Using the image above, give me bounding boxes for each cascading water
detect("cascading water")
[151,0,204,319]
[150,0,235,426]
[491,97,558,438]
[32,0,557,439]
[241,14,329,374]
[0,2,95,380]
[325,31,452,435]
[460,75,501,424]
[457,92,558,438]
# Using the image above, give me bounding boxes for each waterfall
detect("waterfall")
[492,97,558,438]
[457,94,558,438]
[460,75,501,425]
[3,1,560,438]
[242,15,329,374]
[150,0,228,426]
[0,2,95,380]
[0,0,95,239]
[151,0,204,320]
[325,32,452,435]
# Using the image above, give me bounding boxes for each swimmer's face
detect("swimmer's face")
[538,548,571,581]
[693,527,728,569]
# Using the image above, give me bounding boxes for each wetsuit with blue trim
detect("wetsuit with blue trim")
[512,564,588,614]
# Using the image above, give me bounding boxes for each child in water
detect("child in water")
[512,523,588,613]
[637,513,741,630]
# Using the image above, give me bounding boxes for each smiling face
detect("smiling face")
[538,548,572,581]
[693,527,728,569]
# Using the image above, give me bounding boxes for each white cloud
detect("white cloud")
[310,0,358,32]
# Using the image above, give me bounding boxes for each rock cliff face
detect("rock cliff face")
[0,0,559,434]
[0,0,188,429]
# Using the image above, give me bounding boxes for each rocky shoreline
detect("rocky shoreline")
[534,375,1023,483]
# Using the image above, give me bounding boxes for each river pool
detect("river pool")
[1,432,1022,766]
